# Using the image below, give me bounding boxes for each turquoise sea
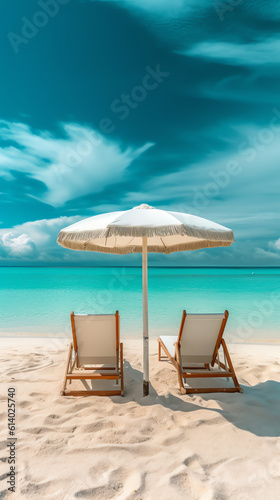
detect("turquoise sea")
[0,267,279,342]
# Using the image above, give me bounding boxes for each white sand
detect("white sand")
[1,337,280,499]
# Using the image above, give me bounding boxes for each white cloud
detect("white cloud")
[268,238,280,252]
[0,121,153,207]
[183,38,280,66]
[1,233,36,256]
[274,238,280,250]
[0,216,81,261]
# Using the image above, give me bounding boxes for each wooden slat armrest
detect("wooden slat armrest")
[82,366,116,370]
[63,390,122,397]
[182,371,235,378]
[184,387,240,394]
[66,374,119,380]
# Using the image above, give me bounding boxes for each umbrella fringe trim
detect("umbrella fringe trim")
[56,239,233,255]
[57,225,234,243]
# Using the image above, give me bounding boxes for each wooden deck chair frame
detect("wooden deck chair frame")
[158,310,242,395]
[62,310,124,396]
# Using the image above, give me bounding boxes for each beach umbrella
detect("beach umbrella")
[57,203,234,396]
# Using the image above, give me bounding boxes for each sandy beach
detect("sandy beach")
[1,337,280,499]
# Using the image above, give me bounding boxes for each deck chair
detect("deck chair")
[158,310,242,394]
[62,311,124,396]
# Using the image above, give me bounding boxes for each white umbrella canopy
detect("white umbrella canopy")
[57,203,234,396]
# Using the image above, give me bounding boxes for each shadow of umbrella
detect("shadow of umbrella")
[211,380,280,437]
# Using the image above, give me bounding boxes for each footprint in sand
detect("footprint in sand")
[81,420,112,433]
[25,425,77,435]
[169,455,214,499]
[19,400,32,409]
[75,467,125,499]
[24,426,51,435]
[183,454,206,474]
[45,413,61,420]
[139,425,155,436]
[20,480,53,497]
[171,470,213,500]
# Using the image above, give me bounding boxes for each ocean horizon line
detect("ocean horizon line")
[1,265,280,269]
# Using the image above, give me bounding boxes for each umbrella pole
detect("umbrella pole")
[142,236,149,396]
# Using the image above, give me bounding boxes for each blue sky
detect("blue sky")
[0,0,279,266]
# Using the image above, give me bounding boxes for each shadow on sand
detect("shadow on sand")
[107,360,280,438]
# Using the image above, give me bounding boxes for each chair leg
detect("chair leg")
[61,343,73,396]
[120,342,124,396]
[158,341,161,361]
[174,342,186,395]
[178,367,186,395]
[221,339,242,393]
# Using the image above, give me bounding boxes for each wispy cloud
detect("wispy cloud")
[183,38,280,66]
[196,74,280,104]
[0,121,153,207]
[92,0,205,16]
[255,248,280,260]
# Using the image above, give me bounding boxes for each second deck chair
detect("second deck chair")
[62,311,124,396]
[158,310,242,394]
